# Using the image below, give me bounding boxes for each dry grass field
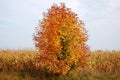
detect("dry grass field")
[0,49,120,80]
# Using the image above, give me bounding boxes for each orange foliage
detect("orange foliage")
[33,3,89,75]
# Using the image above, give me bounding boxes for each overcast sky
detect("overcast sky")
[0,0,120,50]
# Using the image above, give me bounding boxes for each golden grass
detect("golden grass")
[0,49,120,80]
[0,49,39,72]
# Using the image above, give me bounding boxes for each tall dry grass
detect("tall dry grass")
[0,49,40,72]
[89,50,120,73]
[0,49,120,80]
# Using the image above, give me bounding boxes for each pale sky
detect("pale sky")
[0,0,120,50]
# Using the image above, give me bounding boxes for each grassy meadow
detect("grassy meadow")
[0,49,120,80]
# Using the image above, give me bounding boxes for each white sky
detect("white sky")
[0,0,120,50]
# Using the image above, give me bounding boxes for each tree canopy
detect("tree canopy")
[33,3,90,75]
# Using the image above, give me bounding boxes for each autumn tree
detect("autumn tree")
[33,3,89,75]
